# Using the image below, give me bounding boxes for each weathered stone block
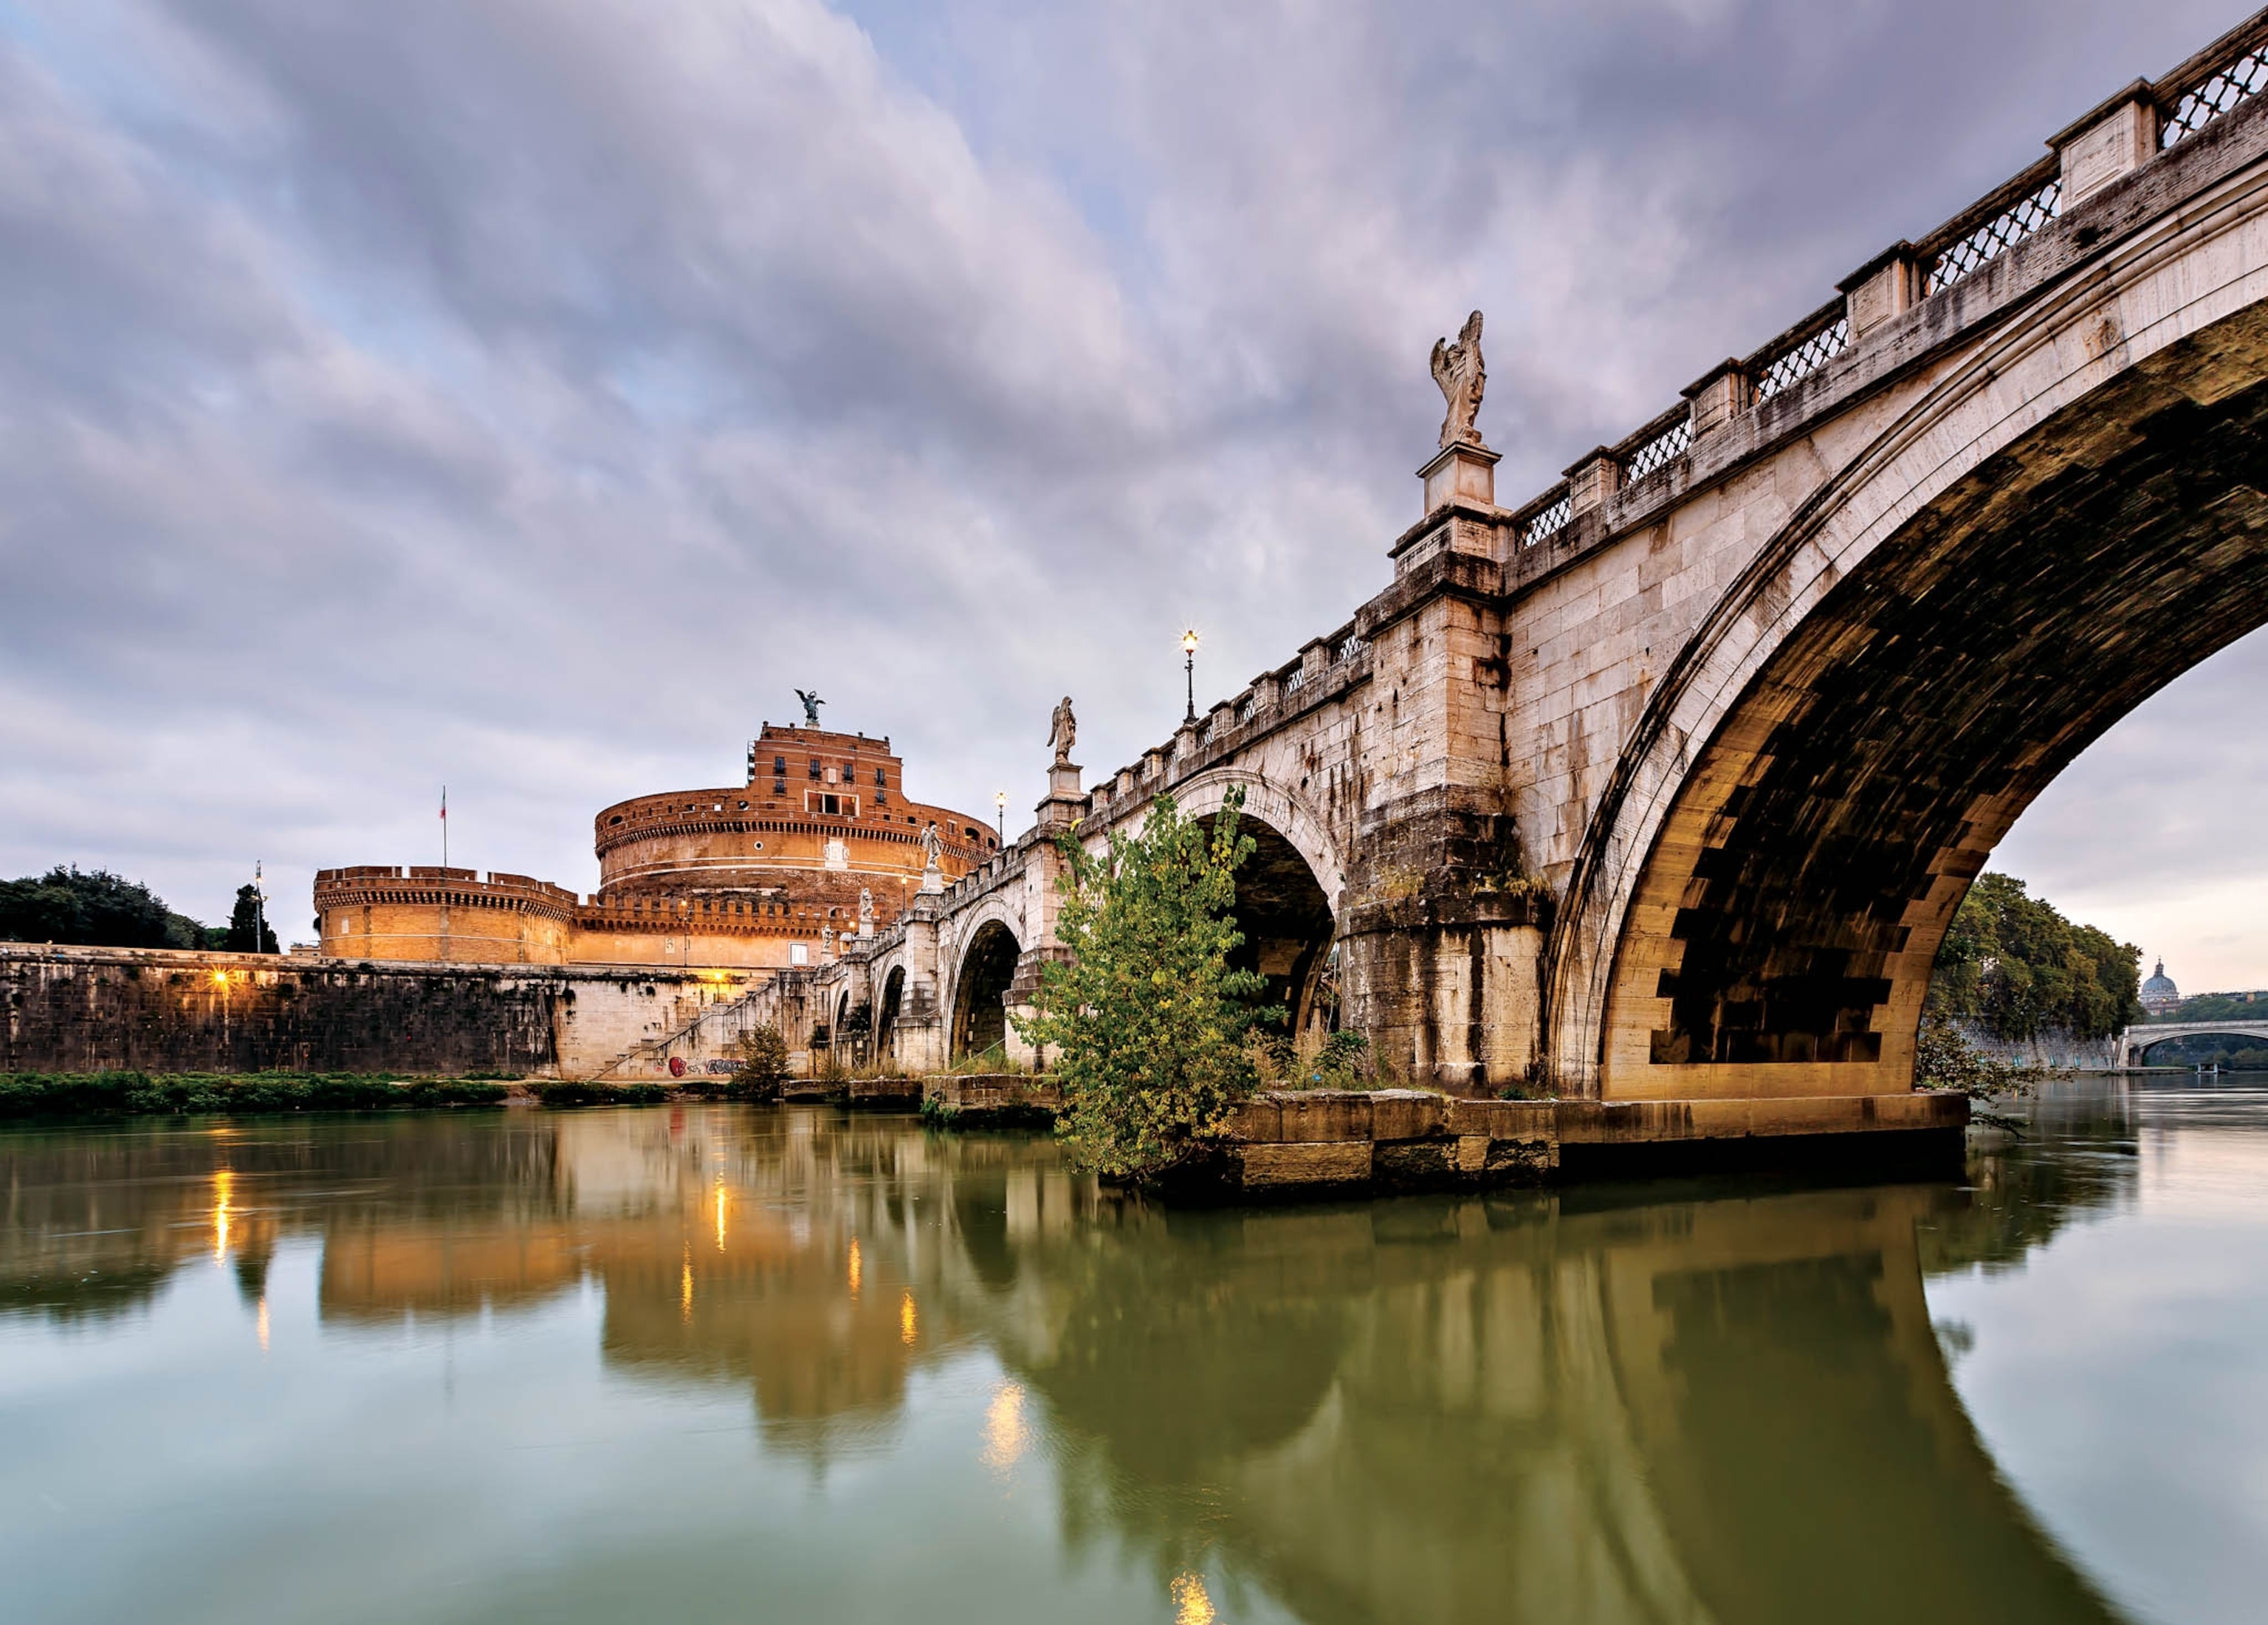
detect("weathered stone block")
[1226,1098,1284,1144]
[1370,1089,1445,1141]
[1274,1090,1373,1142]
[1240,1141,1374,1189]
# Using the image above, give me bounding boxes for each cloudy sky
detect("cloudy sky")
[1,0,2261,989]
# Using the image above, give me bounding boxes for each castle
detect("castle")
[313,721,999,970]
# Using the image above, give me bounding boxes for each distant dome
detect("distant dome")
[2141,959,2179,1009]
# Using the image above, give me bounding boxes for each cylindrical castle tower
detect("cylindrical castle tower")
[316,721,997,969]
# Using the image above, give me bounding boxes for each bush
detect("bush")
[1913,1014,2052,1133]
[729,1025,792,1099]
[1252,1029,1372,1090]
[1015,789,1279,1181]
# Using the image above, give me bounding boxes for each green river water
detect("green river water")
[4,1079,2264,1624]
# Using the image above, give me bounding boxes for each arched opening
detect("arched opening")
[1580,307,2268,1097]
[952,921,1020,1062]
[1204,814,1336,1040]
[876,966,905,1065]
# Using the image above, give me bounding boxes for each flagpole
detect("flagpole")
[441,786,448,871]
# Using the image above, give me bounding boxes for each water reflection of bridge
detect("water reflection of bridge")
[1,1109,2132,1621]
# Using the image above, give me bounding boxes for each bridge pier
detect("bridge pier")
[1340,794,1547,1093]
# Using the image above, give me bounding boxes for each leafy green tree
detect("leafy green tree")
[1927,873,2140,1041]
[1015,789,1281,1181]
[222,884,278,954]
[729,1024,792,1097]
[0,867,182,948]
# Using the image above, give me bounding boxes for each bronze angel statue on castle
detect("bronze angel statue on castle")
[1430,310,1486,449]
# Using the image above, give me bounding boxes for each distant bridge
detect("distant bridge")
[749,11,2268,1121]
[2121,1020,2268,1066]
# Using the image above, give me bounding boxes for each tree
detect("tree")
[223,884,278,954]
[729,1025,791,1098]
[0,867,179,948]
[1014,789,1281,1181]
[1927,873,2140,1041]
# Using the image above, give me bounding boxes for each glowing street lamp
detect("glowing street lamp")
[1181,628,1200,724]
[995,789,1007,844]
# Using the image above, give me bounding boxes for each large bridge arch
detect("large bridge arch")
[1547,166,2268,1098]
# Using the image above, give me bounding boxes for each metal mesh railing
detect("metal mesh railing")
[1623,418,1691,485]
[1924,176,2061,295]
[1522,490,1573,547]
[1333,634,1368,664]
[2163,44,2268,145]
[1753,315,1849,403]
[1283,665,1307,695]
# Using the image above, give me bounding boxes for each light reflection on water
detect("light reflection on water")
[0,1085,2262,1624]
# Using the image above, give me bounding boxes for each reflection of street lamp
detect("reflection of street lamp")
[994,789,1006,845]
[1181,628,1200,724]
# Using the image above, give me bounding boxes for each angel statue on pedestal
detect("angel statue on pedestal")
[1430,310,1487,449]
[1048,695,1078,766]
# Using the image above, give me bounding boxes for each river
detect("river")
[4,1080,2264,1624]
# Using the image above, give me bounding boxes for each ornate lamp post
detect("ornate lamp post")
[994,789,1006,845]
[1181,628,1200,724]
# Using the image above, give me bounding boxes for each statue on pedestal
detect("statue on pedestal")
[794,689,825,728]
[858,887,874,937]
[1430,311,1486,448]
[1048,695,1078,766]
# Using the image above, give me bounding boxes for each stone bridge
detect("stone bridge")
[2120,1019,2268,1066]
[754,12,2268,1111]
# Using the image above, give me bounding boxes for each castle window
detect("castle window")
[737,800,747,810]
[610,815,623,825]
[874,768,887,788]
[774,756,786,776]
[808,758,821,780]
[790,943,808,966]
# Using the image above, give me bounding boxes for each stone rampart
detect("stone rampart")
[0,945,757,1079]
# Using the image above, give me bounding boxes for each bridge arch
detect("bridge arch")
[2124,1023,2268,1065]
[1547,165,2268,1098]
[950,915,1022,1062]
[1099,769,1345,1037]
[1142,768,1347,913]
[876,965,906,1065]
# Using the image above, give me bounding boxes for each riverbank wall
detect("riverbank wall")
[0,945,760,1079]
[1956,1023,2120,1072]
[919,1077,1969,1193]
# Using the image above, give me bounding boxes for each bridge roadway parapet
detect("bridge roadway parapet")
[763,10,2268,1121]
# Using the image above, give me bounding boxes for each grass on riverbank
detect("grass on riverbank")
[0,1071,511,1117]
[0,1071,812,1118]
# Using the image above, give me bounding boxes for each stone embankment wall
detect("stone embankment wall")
[0,945,756,1079]
[1220,1088,1970,1195]
[1956,1023,2120,1072]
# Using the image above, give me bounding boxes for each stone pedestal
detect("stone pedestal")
[1036,760,1085,829]
[1418,441,1499,514]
